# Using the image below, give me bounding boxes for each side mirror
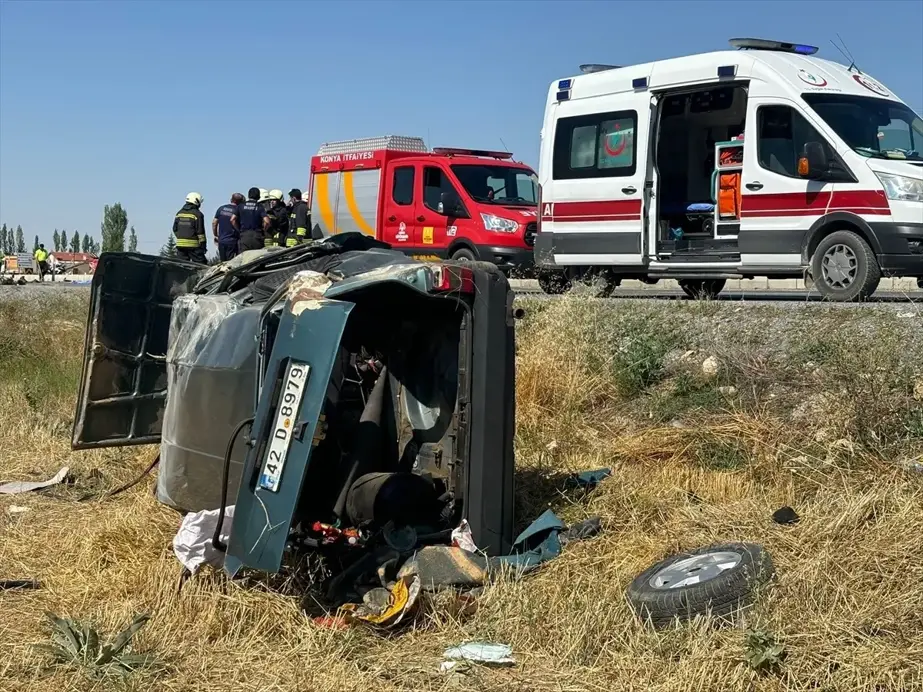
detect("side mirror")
[440,190,468,218]
[799,142,829,178]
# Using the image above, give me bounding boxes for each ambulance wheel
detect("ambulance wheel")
[577,268,621,298]
[450,247,477,263]
[679,279,725,300]
[811,230,881,302]
[538,270,571,295]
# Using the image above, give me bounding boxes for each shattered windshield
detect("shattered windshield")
[802,93,923,161]
[450,165,538,206]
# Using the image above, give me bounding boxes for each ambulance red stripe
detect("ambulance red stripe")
[543,199,642,221]
[741,190,889,213]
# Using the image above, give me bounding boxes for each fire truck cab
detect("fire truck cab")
[535,38,923,301]
[309,136,538,272]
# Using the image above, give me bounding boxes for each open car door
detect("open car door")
[71,253,202,449]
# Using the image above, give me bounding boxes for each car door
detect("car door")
[380,162,419,250]
[739,97,840,270]
[71,253,202,449]
[416,164,458,256]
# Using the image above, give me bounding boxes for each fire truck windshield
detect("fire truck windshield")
[450,165,538,206]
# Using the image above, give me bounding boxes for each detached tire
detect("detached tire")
[627,542,774,628]
[811,230,881,302]
[679,279,725,299]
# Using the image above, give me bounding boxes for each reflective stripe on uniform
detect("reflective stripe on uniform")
[285,237,298,247]
[175,213,198,219]
[176,238,199,248]
[296,227,307,237]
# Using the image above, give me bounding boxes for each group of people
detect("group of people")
[172,187,311,264]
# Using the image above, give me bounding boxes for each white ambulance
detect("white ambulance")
[534,38,923,300]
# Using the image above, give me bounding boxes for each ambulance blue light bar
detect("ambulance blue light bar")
[632,77,648,89]
[717,65,737,77]
[558,79,573,90]
[556,90,571,101]
[729,38,819,55]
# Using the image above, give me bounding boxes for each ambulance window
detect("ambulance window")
[554,110,637,179]
[757,106,835,178]
[392,167,414,206]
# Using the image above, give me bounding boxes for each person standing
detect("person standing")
[173,192,207,264]
[232,187,270,253]
[265,189,289,248]
[213,193,244,261]
[287,188,311,246]
[34,243,49,281]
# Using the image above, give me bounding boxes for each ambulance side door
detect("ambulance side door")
[381,163,419,251]
[739,97,842,270]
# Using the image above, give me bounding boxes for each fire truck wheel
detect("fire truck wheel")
[810,230,881,302]
[678,279,725,300]
[450,247,477,263]
[538,270,571,295]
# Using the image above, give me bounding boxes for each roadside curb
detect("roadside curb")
[510,277,922,293]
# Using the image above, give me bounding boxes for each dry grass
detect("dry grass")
[2,292,922,691]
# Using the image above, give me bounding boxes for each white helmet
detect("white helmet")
[259,188,269,202]
[268,189,283,201]
[185,192,203,206]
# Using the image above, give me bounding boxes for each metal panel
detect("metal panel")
[311,171,342,237]
[317,135,427,155]
[71,252,202,449]
[335,169,381,236]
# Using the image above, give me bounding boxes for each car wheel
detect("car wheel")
[678,279,726,299]
[450,247,477,263]
[810,230,881,302]
[627,542,774,628]
[538,269,571,295]
[577,268,621,298]
[917,277,923,290]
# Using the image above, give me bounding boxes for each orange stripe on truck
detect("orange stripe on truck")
[315,173,337,234]
[342,171,376,236]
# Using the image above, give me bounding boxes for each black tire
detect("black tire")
[538,269,571,295]
[810,230,881,302]
[450,247,477,263]
[917,277,923,290]
[576,269,621,298]
[679,279,726,300]
[627,542,774,628]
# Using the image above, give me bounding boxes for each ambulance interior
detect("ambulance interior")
[655,85,747,256]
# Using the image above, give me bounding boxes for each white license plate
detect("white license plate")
[258,361,310,492]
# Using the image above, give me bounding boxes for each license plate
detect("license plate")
[258,361,310,492]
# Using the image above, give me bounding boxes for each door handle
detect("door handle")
[745,181,764,191]
[622,186,637,194]
[388,215,397,222]
[416,215,426,222]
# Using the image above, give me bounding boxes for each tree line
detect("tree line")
[0,202,139,257]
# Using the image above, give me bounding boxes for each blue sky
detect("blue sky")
[1,0,921,253]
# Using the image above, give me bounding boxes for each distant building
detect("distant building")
[49,252,98,274]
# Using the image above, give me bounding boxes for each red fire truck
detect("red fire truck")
[308,135,538,272]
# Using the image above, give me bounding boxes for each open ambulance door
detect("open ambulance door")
[71,253,202,450]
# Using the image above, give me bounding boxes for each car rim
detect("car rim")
[649,551,742,590]
[821,244,858,289]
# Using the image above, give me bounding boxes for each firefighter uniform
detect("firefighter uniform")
[235,190,268,252]
[265,189,288,248]
[173,193,207,264]
[287,188,310,247]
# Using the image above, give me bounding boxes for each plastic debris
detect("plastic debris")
[565,468,612,489]
[338,575,421,628]
[0,579,40,590]
[7,505,31,515]
[0,467,70,495]
[450,519,478,553]
[172,505,235,574]
[772,506,800,525]
[440,642,515,672]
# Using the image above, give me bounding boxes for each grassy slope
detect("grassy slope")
[1,292,921,692]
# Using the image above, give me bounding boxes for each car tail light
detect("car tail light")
[430,265,475,294]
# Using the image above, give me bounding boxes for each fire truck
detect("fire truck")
[308,135,538,272]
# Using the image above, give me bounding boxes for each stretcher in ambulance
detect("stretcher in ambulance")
[308,136,538,273]
[534,38,923,300]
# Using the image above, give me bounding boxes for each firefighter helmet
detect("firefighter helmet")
[185,192,203,206]
[268,189,283,201]
[259,188,269,202]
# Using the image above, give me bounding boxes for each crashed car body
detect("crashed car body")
[71,234,517,578]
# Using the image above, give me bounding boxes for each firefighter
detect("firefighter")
[232,187,270,253]
[265,189,288,248]
[173,192,207,264]
[287,188,311,246]
[213,193,244,262]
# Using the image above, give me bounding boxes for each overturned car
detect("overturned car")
[71,235,517,601]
